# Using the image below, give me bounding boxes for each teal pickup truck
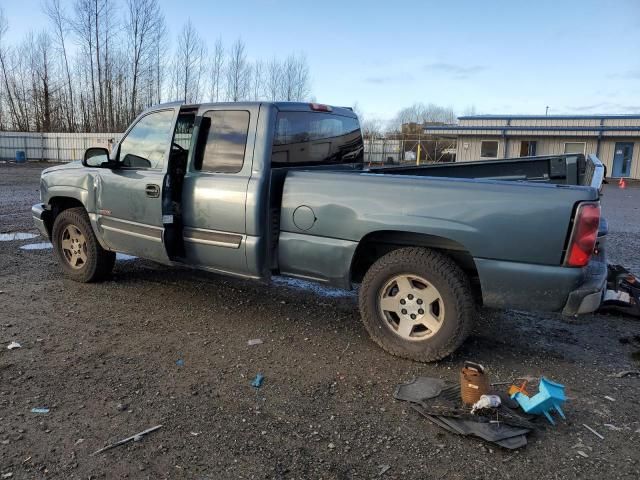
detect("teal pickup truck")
[32,101,607,362]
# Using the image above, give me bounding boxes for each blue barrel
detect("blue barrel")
[15,150,26,163]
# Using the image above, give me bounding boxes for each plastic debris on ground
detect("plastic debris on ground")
[175,359,185,367]
[470,394,501,414]
[247,338,263,346]
[511,376,566,425]
[31,407,50,414]
[394,367,540,450]
[7,341,21,350]
[251,373,265,388]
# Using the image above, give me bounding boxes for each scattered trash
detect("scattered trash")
[460,361,489,405]
[74,438,85,445]
[116,403,129,412]
[604,395,616,402]
[577,450,589,458]
[0,232,38,241]
[190,431,201,436]
[1,473,14,479]
[395,374,534,450]
[19,242,52,250]
[583,424,604,440]
[598,264,640,318]
[91,424,163,455]
[7,341,21,350]
[175,359,185,367]
[327,442,335,449]
[470,394,501,414]
[251,373,264,388]
[394,377,446,403]
[247,338,263,346]
[511,377,566,425]
[612,370,640,378]
[378,464,391,476]
[31,407,50,414]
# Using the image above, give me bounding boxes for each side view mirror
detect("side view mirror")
[83,147,111,168]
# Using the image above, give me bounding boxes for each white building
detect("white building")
[424,114,640,179]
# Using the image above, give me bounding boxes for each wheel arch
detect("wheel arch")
[44,196,86,237]
[350,230,482,304]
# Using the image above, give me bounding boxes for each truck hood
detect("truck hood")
[42,161,83,175]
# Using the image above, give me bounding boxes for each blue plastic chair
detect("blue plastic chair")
[511,377,566,425]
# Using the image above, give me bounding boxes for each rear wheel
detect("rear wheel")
[359,247,475,362]
[52,207,115,282]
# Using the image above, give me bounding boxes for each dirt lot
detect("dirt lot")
[1,162,639,479]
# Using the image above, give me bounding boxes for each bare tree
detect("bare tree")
[0,2,315,133]
[392,102,457,131]
[44,0,75,130]
[281,53,310,101]
[150,13,167,104]
[250,59,264,100]
[173,19,206,103]
[208,37,224,102]
[125,0,162,119]
[265,57,282,101]
[225,38,249,102]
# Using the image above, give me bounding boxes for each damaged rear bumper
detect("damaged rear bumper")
[561,249,607,316]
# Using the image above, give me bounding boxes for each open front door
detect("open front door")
[95,105,181,263]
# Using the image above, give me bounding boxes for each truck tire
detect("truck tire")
[359,247,474,362]
[51,207,115,282]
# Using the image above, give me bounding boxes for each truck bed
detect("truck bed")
[368,154,604,189]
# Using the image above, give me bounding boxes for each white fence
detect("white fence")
[0,132,122,162]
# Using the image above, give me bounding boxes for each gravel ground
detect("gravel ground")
[1,162,639,480]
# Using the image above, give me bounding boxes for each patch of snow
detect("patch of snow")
[0,232,38,241]
[271,276,355,299]
[116,253,138,261]
[19,242,52,250]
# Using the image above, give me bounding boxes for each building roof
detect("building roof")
[423,113,640,137]
[458,114,640,120]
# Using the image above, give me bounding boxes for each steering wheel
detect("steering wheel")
[172,142,186,152]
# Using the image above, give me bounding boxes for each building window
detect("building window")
[564,142,585,154]
[520,141,537,157]
[480,140,499,158]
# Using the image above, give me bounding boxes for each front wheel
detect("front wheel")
[51,207,115,282]
[359,247,475,362]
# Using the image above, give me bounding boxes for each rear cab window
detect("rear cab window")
[272,111,363,167]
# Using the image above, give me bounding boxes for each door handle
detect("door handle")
[145,184,160,198]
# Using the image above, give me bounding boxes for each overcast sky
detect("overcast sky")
[3,0,640,121]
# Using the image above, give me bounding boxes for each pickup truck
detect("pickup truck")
[32,101,607,362]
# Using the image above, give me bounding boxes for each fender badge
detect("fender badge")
[98,209,112,216]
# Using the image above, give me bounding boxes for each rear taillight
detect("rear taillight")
[565,202,600,267]
[309,103,332,112]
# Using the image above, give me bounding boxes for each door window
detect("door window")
[118,110,175,169]
[194,110,250,173]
